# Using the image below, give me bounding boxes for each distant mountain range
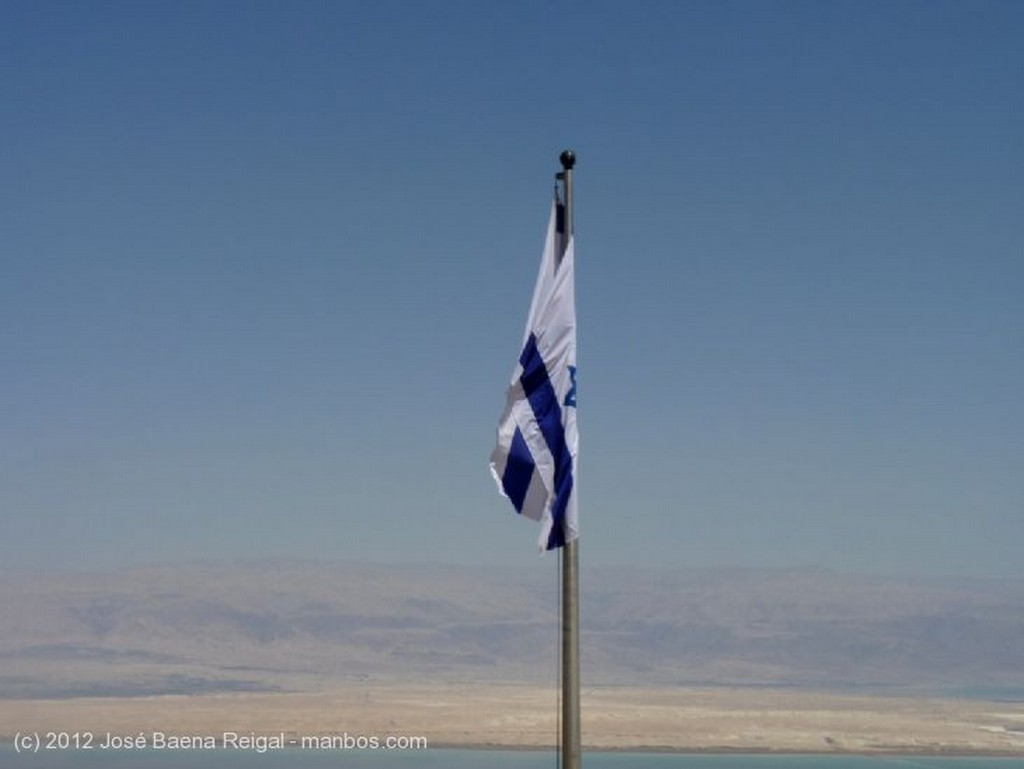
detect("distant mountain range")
[2,561,1022,699]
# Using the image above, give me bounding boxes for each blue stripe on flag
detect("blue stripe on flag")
[501,427,535,514]
[518,334,574,549]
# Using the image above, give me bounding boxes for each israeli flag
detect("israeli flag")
[489,201,578,551]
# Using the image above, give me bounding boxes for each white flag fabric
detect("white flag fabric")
[489,202,578,550]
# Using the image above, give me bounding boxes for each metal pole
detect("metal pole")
[557,148,581,769]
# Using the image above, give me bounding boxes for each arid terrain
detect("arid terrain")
[2,561,1023,754]
[2,685,1024,754]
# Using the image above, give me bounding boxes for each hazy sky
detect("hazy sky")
[3,1,1021,577]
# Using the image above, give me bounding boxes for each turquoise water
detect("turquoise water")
[1,748,1022,769]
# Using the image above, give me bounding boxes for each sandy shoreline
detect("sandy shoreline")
[2,684,1023,756]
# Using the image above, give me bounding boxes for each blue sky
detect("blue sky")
[2,1,1021,577]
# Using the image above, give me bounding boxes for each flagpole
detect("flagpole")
[557,148,581,769]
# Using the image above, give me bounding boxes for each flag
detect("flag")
[489,200,578,550]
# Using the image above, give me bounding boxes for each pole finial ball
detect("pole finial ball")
[559,150,576,170]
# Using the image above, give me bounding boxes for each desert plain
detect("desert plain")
[4,563,1024,755]
[3,684,1024,755]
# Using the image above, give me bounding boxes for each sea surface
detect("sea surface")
[1,748,1022,769]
